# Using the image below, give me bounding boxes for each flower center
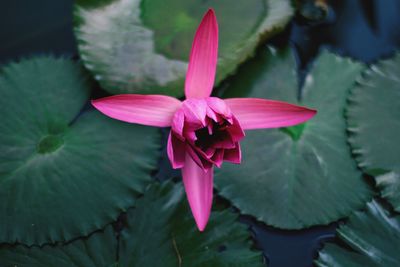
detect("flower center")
[194,121,229,150]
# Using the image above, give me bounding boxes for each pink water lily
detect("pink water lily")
[92,9,316,231]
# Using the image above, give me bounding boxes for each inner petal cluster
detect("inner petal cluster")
[168,97,245,170]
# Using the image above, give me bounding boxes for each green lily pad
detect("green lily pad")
[0,57,160,245]
[119,182,264,267]
[0,226,118,267]
[215,48,372,229]
[346,53,400,210]
[74,0,293,96]
[375,172,400,212]
[315,200,400,267]
[0,182,265,267]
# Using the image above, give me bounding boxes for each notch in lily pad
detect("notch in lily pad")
[281,122,307,141]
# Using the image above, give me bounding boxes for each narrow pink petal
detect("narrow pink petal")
[185,9,218,99]
[92,95,181,127]
[182,153,214,231]
[224,98,317,130]
[167,132,186,169]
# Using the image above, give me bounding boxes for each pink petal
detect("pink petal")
[224,98,317,130]
[182,99,208,126]
[223,144,241,164]
[227,117,245,142]
[203,147,216,159]
[167,132,186,169]
[212,136,235,149]
[182,153,214,231]
[171,109,185,139]
[92,95,181,127]
[206,107,218,123]
[206,97,231,118]
[210,149,224,168]
[185,9,218,99]
[186,145,212,170]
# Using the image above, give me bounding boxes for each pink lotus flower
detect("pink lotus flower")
[92,9,316,231]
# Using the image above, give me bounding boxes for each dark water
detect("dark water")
[0,0,399,266]
[0,0,77,64]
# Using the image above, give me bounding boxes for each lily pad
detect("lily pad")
[0,182,265,267]
[375,172,400,212]
[346,53,400,210]
[315,200,400,267]
[0,57,160,245]
[74,0,293,96]
[119,182,264,267]
[215,48,372,229]
[0,226,118,267]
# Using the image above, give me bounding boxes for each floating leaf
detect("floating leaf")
[0,57,160,245]
[346,53,400,211]
[0,226,118,267]
[119,182,264,267]
[215,48,372,229]
[346,53,400,212]
[74,0,294,96]
[375,172,400,212]
[315,200,400,267]
[0,182,264,267]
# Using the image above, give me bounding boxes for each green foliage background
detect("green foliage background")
[0,0,399,266]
